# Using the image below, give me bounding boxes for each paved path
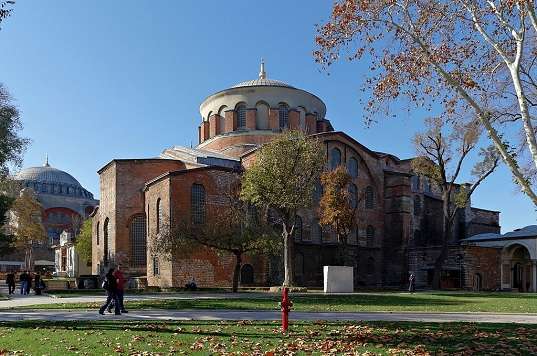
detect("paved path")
[0,285,268,309]
[1,309,537,323]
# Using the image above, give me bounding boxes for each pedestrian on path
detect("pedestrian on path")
[26,273,33,295]
[6,272,15,294]
[99,268,121,315]
[408,273,416,293]
[19,271,28,295]
[108,265,128,314]
[34,273,43,295]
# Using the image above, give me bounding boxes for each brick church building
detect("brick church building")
[92,62,502,289]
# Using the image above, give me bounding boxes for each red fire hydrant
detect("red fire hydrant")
[279,287,293,333]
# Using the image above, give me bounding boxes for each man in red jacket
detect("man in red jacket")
[108,265,128,313]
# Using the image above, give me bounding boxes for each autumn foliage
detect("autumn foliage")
[315,0,537,206]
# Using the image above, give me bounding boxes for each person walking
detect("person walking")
[19,271,28,295]
[108,265,127,313]
[408,273,416,293]
[6,272,15,295]
[99,268,121,315]
[34,273,42,295]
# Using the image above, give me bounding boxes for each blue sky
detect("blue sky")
[0,1,534,232]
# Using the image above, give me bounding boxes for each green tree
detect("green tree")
[75,219,92,266]
[319,165,358,266]
[11,189,47,270]
[411,117,499,289]
[241,130,324,286]
[315,0,537,207]
[153,184,280,292]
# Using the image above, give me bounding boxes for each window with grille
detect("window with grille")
[96,221,100,245]
[330,148,341,170]
[103,218,109,264]
[278,103,289,128]
[414,195,422,215]
[130,215,147,268]
[237,104,246,128]
[191,184,206,224]
[348,157,359,178]
[156,198,162,234]
[365,186,374,209]
[349,184,358,209]
[366,225,375,247]
[153,256,159,276]
[294,216,303,241]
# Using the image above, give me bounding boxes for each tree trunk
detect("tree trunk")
[25,245,33,271]
[432,197,451,290]
[282,229,295,287]
[232,252,242,293]
[337,234,349,266]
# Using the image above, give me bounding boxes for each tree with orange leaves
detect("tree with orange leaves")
[315,0,537,207]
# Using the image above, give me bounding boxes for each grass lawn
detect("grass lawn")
[18,292,537,313]
[0,320,536,355]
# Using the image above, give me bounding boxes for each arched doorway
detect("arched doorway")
[473,273,482,292]
[513,263,523,290]
[505,244,532,292]
[240,264,254,285]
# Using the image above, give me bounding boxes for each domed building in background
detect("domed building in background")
[0,158,99,273]
[92,62,502,291]
[15,158,99,244]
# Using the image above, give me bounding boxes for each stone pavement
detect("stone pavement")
[0,285,267,309]
[1,309,537,323]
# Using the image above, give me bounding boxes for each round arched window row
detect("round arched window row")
[365,186,375,209]
[278,103,289,128]
[191,183,206,224]
[330,148,341,170]
[348,157,359,178]
[130,214,147,268]
[236,104,247,129]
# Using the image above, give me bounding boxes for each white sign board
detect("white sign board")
[323,266,353,293]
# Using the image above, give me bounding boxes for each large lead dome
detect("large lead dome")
[16,166,82,187]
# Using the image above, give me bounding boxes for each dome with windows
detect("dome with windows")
[199,60,327,123]
[14,158,95,200]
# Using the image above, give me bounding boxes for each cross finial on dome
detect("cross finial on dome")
[259,58,266,79]
[44,154,50,167]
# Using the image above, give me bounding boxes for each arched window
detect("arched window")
[365,186,375,209]
[240,264,254,284]
[103,218,109,264]
[330,148,341,170]
[278,103,289,128]
[414,195,422,215]
[366,225,375,247]
[348,157,359,178]
[96,221,100,245]
[156,198,162,234]
[236,104,247,129]
[130,214,147,268]
[349,184,358,209]
[191,184,206,224]
[294,216,303,241]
